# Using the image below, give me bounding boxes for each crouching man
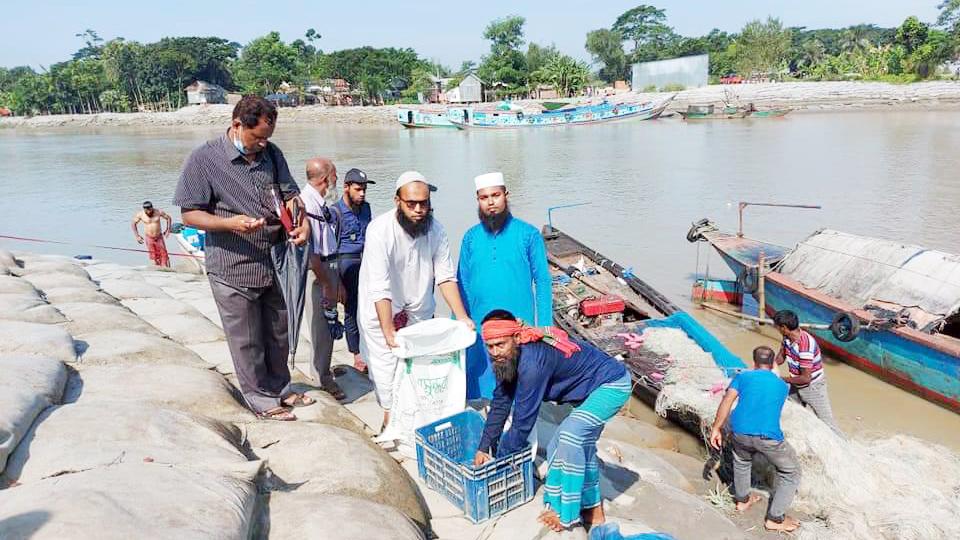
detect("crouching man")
[473,309,632,532]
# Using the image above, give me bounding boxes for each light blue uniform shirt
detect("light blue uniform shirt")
[457,215,553,399]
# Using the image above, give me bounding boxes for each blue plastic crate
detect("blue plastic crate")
[415,410,535,523]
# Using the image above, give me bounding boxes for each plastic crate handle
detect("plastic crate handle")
[433,421,453,433]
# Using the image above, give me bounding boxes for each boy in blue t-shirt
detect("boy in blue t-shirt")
[709,346,801,533]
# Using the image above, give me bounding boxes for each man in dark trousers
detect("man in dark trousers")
[173,95,311,421]
[709,346,802,533]
[332,168,374,372]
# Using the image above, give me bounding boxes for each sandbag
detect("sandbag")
[186,340,236,373]
[70,364,253,422]
[604,476,748,540]
[0,462,261,540]
[4,402,246,483]
[264,493,426,540]
[0,321,76,363]
[597,441,695,493]
[75,330,208,367]
[0,356,68,473]
[21,272,99,291]
[122,297,201,317]
[44,286,118,305]
[0,275,37,295]
[133,313,225,345]
[0,293,66,324]
[98,278,172,300]
[0,249,16,270]
[246,421,429,529]
[57,302,162,336]
[290,388,368,435]
[379,319,474,458]
[15,260,90,279]
[82,262,143,281]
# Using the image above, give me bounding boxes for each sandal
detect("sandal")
[258,406,296,421]
[282,392,316,408]
[321,379,346,401]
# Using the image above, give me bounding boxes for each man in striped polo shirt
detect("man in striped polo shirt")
[174,96,311,421]
[773,309,844,436]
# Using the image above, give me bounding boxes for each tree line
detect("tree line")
[2,3,959,116]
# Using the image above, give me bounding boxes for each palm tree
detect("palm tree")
[797,39,827,75]
[532,55,590,97]
[839,25,875,53]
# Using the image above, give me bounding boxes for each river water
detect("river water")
[3,111,960,450]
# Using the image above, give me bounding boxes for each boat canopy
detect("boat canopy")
[776,229,960,328]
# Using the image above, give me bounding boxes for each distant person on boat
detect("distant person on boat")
[773,309,845,437]
[457,172,552,401]
[301,157,346,401]
[173,95,311,422]
[709,346,802,533]
[334,168,375,373]
[357,171,474,431]
[474,309,630,532]
[131,201,172,267]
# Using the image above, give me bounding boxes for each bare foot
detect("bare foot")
[537,509,565,532]
[354,354,367,373]
[581,504,605,527]
[765,516,800,532]
[736,493,762,513]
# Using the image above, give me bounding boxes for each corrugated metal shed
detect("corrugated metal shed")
[631,54,709,90]
[777,229,960,322]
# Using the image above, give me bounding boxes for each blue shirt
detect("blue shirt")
[457,216,553,399]
[479,339,628,457]
[728,369,789,441]
[333,200,371,255]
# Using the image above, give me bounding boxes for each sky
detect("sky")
[2,0,943,70]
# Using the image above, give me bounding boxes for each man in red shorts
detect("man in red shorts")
[132,201,172,267]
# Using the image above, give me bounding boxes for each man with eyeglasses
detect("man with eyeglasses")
[357,170,474,431]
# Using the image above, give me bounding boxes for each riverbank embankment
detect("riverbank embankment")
[0,249,776,539]
[3,81,960,130]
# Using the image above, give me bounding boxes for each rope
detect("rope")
[0,233,199,259]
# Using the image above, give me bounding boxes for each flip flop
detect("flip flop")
[258,406,296,421]
[282,392,316,408]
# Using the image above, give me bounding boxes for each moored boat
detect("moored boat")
[451,97,673,130]
[172,223,205,272]
[688,220,960,413]
[678,104,791,120]
[543,224,744,416]
[396,107,468,128]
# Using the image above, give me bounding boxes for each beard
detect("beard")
[396,209,433,238]
[492,355,519,383]
[479,206,510,233]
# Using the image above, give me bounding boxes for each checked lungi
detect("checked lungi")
[542,371,632,527]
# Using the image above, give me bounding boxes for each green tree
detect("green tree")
[73,29,104,60]
[795,39,827,76]
[233,32,302,94]
[526,43,561,74]
[478,16,528,94]
[896,16,930,54]
[585,28,627,82]
[735,17,792,77]
[531,54,591,97]
[612,5,668,55]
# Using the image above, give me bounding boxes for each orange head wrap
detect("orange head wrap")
[481,318,581,358]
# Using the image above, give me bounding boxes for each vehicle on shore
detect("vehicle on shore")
[543,224,743,431]
[450,96,674,130]
[688,220,960,413]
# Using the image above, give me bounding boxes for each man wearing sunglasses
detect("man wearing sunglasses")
[357,170,474,431]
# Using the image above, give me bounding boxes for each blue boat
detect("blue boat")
[397,107,468,128]
[172,223,205,272]
[451,97,673,130]
[688,220,960,413]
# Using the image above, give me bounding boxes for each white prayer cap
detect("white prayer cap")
[474,172,505,192]
[395,170,437,192]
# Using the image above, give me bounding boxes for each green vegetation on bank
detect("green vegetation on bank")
[2,2,959,116]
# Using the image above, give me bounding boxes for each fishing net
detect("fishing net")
[642,327,960,540]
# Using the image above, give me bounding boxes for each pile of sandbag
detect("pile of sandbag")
[0,356,68,473]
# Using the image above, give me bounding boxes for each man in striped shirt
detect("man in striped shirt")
[774,309,844,436]
[174,96,311,421]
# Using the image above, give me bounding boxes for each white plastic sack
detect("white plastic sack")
[0,293,66,324]
[0,356,68,473]
[377,319,475,458]
[0,321,76,363]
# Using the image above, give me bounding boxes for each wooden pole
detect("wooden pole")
[757,251,766,325]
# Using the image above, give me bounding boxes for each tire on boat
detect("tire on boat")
[685,219,715,243]
[737,267,759,295]
[830,311,861,342]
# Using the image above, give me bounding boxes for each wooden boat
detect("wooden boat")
[171,223,206,272]
[688,220,960,413]
[678,105,791,120]
[543,224,744,415]
[450,97,673,130]
[396,107,468,129]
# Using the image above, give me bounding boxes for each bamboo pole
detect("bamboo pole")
[757,251,766,325]
[700,302,830,330]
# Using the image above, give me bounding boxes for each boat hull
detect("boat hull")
[705,232,960,413]
[453,98,672,130]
